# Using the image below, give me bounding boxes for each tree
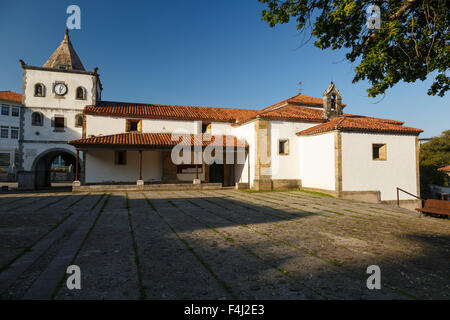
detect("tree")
[419,130,450,198]
[258,0,449,98]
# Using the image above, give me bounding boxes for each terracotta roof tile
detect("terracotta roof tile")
[260,94,324,112]
[296,115,422,136]
[437,165,450,172]
[256,104,327,123]
[68,133,248,148]
[84,101,259,124]
[83,94,408,129]
[0,91,22,103]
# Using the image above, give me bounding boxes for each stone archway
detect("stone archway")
[32,148,81,189]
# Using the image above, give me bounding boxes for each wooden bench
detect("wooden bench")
[416,199,450,217]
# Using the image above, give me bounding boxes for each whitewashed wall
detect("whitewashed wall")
[23,69,96,109]
[231,121,255,185]
[341,132,418,200]
[298,132,336,190]
[85,150,162,183]
[86,116,235,137]
[210,122,233,135]
[23,107,83,141]
[270,121,317,179]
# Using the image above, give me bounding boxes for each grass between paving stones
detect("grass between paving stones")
[0,194,102,273]
[63,193,91,211]
[51,193,110,299]
[166,199,327,299]
[240,189,301,194]
[2,195,32,205]
[256,191,406,222]
[35,195,71,211]
[193,197,418,299]
[0,211,75,274]
[296,190,334,198]
[230,192,377,232]
[8,195,52,211]
[143,194,237,299]
[125,193,147,300]
[207,191,441,287]
[231,191,423,234]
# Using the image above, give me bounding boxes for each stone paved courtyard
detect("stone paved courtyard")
[0,189,449,300]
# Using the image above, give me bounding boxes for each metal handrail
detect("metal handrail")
[396,187,421,207]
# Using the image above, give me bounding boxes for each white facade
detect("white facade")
[20,67,98,173]
[298,132,336,191]
[9,30,421,204]
[22,68,98,110]
[341,132,418,200]
[270,121,316,180]
[85,150,161,184]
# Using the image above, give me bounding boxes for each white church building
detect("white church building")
[12,30,423,208]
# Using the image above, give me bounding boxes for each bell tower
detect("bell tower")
[322,82,343,119]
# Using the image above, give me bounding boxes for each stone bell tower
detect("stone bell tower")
[322,82,343,119]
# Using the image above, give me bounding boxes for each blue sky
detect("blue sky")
[0,0,448,137]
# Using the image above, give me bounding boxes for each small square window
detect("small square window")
[1,126,8,138]
[126,119,141,132]
[114,151,127,165]
[12,107,19,117]
[279,139,289,155]
[1,106,9,116]
[202,123,211,134]
[53,117,65,130]
[372,144,387,160]
[11,127,19,139]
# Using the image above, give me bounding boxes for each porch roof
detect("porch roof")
[68,132,248,149]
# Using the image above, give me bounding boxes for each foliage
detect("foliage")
[419,129,450,197]
[258,0,449,97]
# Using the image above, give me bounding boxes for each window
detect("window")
[34,83,45,97]
[32,112,43,126]
[53,116,65,130]
[57,65,68,70]
[0,153,10,166]
[76,87,86,100]
[1,105,9,116]
[126,119,141,132]
[279,139,289,155]
[202,123,211,134]
[12,107,19,117]
[372,144,387,161]
[1,126,8,138]
[114,151,127,165]
[11,127,19,139]
[75,114,84,127]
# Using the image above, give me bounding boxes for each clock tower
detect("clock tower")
[18,29,102,189]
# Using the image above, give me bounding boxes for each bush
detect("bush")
[420,130,450,198]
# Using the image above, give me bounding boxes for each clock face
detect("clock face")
[54,83,68,96]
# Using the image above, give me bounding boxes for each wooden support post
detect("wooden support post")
[247,147,250,185]
[139,150,143,181]
[75,149,79,181]
[196,151,199,180]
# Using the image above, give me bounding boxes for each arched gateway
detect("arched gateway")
[32,149,81,189]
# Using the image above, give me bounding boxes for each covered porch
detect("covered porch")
[68,132,249,190]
